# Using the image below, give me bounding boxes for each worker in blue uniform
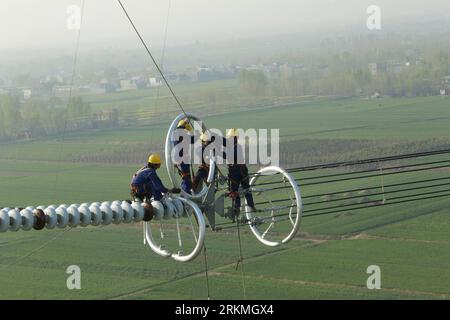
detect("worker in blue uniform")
[172,118,195,194]
[130,153,180,202]
[225,128,256,216]
[192,131,212,192]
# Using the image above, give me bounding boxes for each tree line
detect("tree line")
[0,96,118,142]
[238,50,450,98]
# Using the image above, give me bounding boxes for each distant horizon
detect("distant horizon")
[1,0,450,53]
[1,14,449,58]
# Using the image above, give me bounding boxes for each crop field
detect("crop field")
[0,96,449,299]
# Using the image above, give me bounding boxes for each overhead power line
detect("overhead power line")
[255,159,450,188]
[255,179,450,207]
[216,149,450,229]
[285,148,450,173]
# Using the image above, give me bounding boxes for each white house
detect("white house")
[119,79,137,91]
[23,89,33,100]
[149,77,162,87]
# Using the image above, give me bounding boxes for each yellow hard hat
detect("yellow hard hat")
[226,128,239,138]
[200,131,210,142]
[177,118,193,132]
[148,153,162,165]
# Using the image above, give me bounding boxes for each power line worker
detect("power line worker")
[172,118,195,194]
[225,128,256,216]
[192,131,212,192]
[130,153,180,203]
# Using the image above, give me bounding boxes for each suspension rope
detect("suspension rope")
[116,5,212,293]
[54,0,85,190]
[202,244,211,300]
[9,0,88,266]
[235,218,247,299]
[151,0,171,147]
[117,0,192,126]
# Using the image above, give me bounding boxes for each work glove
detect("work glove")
[228,191,239,199]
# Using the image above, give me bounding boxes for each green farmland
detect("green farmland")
[0,96,449,299]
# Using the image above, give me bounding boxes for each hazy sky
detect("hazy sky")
[1,0,450,51]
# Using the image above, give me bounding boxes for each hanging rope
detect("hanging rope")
[202,244,211,300]
[54,0,85,183]
[150,0,172,148]
[7,0,88,264]
[235,218,247,299]
[117,0,192,126]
